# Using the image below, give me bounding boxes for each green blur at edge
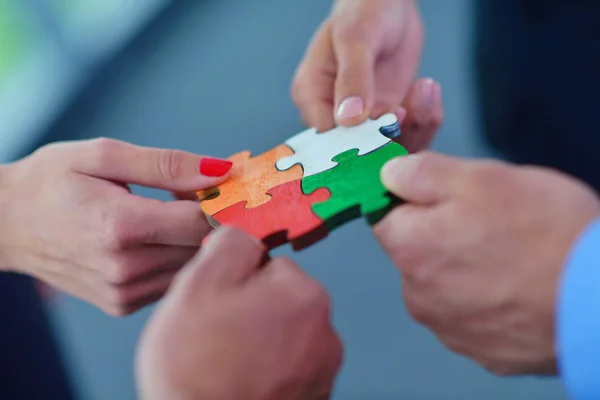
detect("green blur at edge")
[0,0,34,78]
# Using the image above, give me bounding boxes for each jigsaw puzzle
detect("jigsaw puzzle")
[275,113,398,177]
[197,144,302,215]
[302,142,407,230]
[196,112,407,251]
[212,179,330,251]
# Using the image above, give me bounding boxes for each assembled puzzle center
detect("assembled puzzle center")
[196,113,408,251]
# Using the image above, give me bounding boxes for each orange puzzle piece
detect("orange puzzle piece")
[197,144,303,216]
[211,179,330,250]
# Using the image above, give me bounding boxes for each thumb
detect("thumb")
[380,151,466,204]
[332,23,378,126]
[73,138,232,191]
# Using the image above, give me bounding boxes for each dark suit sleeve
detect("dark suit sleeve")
[0,273,76,400]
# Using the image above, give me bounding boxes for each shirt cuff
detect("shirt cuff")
[557,216,600,399]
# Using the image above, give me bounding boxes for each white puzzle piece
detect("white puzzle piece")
[276,113,399,177]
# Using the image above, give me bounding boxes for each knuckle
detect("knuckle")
[30,142,69,163]
[301,278,331,313]
[105,256,134,284]
[440,338,464,355]
[404,295,433,326]
[415,151,440,171]
[157,149,185,183]
[480,360,513,377]
[106,286,134,308]
[334,18,371,46]
[468,160,514,191]
[397,251,429,284]
[336,61,369,88]
[90,137,122,167]
[331,334,344,368]
[102,218,130,249]
[98,206,138,250]
[473,160,510,179]
[103,302,131,317]
[290,72,308,104]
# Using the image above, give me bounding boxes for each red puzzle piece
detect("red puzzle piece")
[212,179,330,250]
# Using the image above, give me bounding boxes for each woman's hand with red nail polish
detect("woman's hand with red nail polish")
[0,138,231,316]
[292,0,424,131]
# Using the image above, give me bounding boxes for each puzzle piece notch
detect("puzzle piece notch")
[302,142,408,231]
[212,179,331,251]
[275,113,400,178]
[197,145,303,216]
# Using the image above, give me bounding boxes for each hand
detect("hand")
[135,227,342,400]
[292,0,425,139]
[373,152,600,375]
[0,138,232,316]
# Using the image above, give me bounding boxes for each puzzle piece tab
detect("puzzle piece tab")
[302,142,408,230]
[197,144,303,216]
[212,179,330,250]
[275,113,400,177]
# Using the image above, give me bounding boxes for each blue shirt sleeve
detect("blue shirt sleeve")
[557,217,600,399]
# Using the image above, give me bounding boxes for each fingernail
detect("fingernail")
[381,154,420,187]
[336,96,364,119]
[420,78,435,103]
[420,78,442,106]
[199,157,233,177]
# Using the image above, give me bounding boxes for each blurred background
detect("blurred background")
[0,0,567,399]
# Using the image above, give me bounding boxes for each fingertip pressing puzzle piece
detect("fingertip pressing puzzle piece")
[275,113,400,177]
[197,144,303,216]
[211,179,330,250]
[302,141,408,230]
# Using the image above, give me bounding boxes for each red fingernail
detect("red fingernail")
[199,157,233,177]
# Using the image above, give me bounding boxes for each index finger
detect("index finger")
[72,138,231,192]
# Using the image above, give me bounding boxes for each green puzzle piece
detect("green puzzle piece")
[302,142,408,230]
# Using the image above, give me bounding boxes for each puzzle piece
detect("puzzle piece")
[275,113,400,177]
[197,144,303,216]
[212,179,330,250]
[302,142,408,230]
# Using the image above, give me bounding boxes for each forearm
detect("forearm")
[557,216,600,399]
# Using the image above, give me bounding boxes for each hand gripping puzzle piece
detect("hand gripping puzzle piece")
[301,142,409,230]
[211,179,331,251]
[197,144,303,216]
[275,113,400,178]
